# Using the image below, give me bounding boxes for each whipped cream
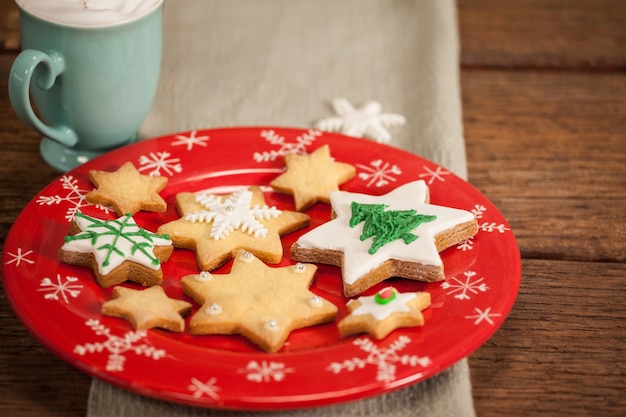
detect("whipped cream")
[17,0,163,27]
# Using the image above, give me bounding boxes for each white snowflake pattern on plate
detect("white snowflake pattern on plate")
[4,247,35,267]
[253,129,321,162]
[36,175,109,221]
[418,165,451,185]
[73,319,166,372]
[239,360,295,383]
[137,151,183,176]
[465,307,502,326]
[457,204,512,251]
[327,336,431,383]
[355,159,402,188]
[171,130,210,151]
[441,271,489,301]
[37,274,83,304]
[188,377,220,400]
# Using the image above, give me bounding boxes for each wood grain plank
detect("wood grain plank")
[462,70,626,261]
[458,0,626,70]
[0,0,20,51]
[470,259,626,417]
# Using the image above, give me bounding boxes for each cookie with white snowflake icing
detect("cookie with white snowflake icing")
[181,250,337,352]
[290,180,478,297]
[59,212,173,287]
[158,186,310,271]
[338,287,431,339]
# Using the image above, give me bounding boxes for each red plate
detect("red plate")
[2,127,520,410]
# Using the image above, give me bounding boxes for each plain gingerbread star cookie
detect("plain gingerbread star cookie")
[181,250,337,352]
[270,144,356,211]
[338,287,431,339]
[101,286,192,332]
[158,186,310,271]
[86,161,168,215]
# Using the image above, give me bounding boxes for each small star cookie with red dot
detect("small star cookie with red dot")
[338,287,431,339]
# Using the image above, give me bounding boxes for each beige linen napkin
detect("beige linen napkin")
[87,0,474,415]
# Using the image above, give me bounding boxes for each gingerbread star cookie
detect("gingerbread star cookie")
[158,186,310,271]
[102,286,192,332]
[291,180,478,297]
[59,212,173,287]
[86,161,168,215]
[181,250,337,352]
[270,144,356,211]
[338,287,431,339]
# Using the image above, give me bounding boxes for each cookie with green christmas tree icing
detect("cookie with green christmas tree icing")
[290,180,478,297]
[59,212,173,288]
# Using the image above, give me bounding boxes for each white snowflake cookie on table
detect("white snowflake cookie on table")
[315,98,406,144]
[59,212,173,288]
[290,180,479,297]
[158,186,310,271]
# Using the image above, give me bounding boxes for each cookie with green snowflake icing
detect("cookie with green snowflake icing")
[291,180,478,297]
[59,212,173,287]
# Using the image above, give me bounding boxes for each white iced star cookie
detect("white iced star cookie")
[315,98,406,144]
[59,212,173,287]
[338,286,431,339]
[290,180,478,297]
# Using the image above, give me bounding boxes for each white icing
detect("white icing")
[264,320,279,332]
[239,251,254,263]
[294,180,475,285]
[350,291,417,321]
[206,303,222,316]
[185,189,281,240]
[61,213,171,275]
[309,295,323,308]
[195,271,213,282]
[17,0,162,27]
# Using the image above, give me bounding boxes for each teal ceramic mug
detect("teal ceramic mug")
[9,0,163,171]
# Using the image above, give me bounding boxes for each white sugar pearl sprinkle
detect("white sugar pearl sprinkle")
[265,319,279,331]
[206,303,222,315]
[309,295,322,307]
[195,271,213,282]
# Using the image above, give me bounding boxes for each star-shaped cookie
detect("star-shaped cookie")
[338,287,431,339]
[86,161,168,215]
[59,212,173,287]
[270,144,356,211]
[181,250,337,352]
[291,180,478,297]
[101,286,192,332]
[157,186,310,271]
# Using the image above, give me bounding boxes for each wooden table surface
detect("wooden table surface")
[1,1,625,416]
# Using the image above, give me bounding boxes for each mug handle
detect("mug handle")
[8,49,78,148]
